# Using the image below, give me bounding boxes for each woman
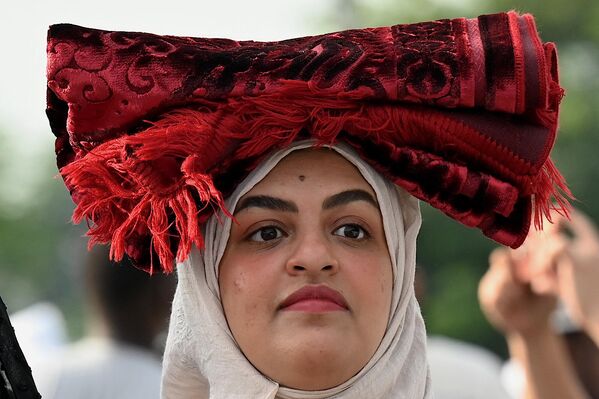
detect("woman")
[161,142,428,397]
[45,11,568,398]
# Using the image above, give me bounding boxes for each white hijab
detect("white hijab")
[161,141,432,399]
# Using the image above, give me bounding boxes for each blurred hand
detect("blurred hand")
[479,217,595,399]
[478,247,556,338]
[516,208,599,346]
[556,212,599,333]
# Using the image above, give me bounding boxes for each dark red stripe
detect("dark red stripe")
[478,13,516,112]
[463,18,487,107]
[466,18,486,108]
[518,15,540,110]
[508,11,525,114]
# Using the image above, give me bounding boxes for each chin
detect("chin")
[280,374,349,391]
[276,359,354,391]
[269,333,365,390]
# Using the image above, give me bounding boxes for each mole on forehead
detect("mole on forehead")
[298,175,306,181]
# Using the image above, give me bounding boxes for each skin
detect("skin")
[525,210,599,345]
[218,149,393,390]
[478,247,588,399]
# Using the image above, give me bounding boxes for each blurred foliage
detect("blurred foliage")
[0,127,87,338]
[320,0,599,356]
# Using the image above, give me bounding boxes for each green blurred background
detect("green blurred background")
[1,0,598,357]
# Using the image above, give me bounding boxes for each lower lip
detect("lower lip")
[281,299,347,312]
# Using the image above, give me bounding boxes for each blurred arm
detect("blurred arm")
[554,210,599,347]
[507,326,588,399]
[479,248,588,399]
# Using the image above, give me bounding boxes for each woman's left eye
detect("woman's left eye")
[333,224,368,240]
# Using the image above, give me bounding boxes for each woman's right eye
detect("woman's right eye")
[248,226,284,242]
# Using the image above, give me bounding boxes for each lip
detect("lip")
[279,285,349,312]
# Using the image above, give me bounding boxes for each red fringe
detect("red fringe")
[61,81,572,273]
[532,158,573,230]
[62,136,228,274]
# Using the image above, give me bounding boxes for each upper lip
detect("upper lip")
[278,284,349,310]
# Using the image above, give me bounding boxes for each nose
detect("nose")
[285,232,339,276]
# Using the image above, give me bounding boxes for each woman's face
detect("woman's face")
[219,149,393,390]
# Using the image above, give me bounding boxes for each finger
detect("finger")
[529,232,568,271]
[525,221,563,255]
[480,257,524,312]
[481,248,516,302]
[529,235,568,295]
[489,247,517,281]
[530,272,559,295]
[506,248,531,283]
[554,247,585,324]
[489,247,533,301]
[529,207,567,237]
[542,216,564,235]
[564,209,599,248]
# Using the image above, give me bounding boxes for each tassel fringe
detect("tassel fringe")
[60,81,572,273]
[532,158,573,230]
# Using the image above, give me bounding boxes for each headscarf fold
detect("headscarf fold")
[161,141,431,398]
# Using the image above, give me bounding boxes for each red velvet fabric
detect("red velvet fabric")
[46,11,570,273]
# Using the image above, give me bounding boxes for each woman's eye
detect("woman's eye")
[249,226,284,242]
[333,224,367,240]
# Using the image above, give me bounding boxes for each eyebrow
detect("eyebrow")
[234,189,378,215]
[322,189,378,210]
[235,195,299,214]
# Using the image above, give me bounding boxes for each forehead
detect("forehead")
[246,148,375,195]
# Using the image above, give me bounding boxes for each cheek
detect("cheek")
[346,251,393,318]
[221,261,254,313]
[228,268,249,294]
[219,254,279,328]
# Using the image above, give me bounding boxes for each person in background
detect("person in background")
[479,209,599,399]
[45,246,175,399]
